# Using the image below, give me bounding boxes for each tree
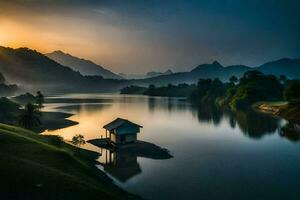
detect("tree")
[284,80,300,105]
[18,103,42,130]
[35,91,44,109]
[230,72,283,109]
[229,76,238,84]
[71,134,86,148]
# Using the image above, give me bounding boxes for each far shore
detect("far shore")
[255,101,300,123]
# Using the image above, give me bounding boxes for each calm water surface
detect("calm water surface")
[43,94,300,200]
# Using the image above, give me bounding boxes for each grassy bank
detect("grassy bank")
[256,102,300,123]
[0,123,140,200]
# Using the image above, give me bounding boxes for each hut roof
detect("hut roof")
[103,118,142,131]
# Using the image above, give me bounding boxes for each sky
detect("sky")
[0,0,299,74]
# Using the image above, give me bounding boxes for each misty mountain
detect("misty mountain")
[133,59,300,86]
[0,47,127,93]
[146,69,173,78]
[120,69,173,79]
[1,46,299,94]
[257,58,300,78]
[133,61,251,86]
[46,50,122,79]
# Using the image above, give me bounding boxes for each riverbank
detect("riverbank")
[256,102,300,123]
[0,123,140,200]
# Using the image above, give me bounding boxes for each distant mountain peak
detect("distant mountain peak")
[191,61,224,73]
[146,69,173,78]
[212,61,222,66]
[52,50,65,54]
[165,69,173,74]
[46,50,122,79]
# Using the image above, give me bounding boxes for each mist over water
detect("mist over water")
[43,94,300,200]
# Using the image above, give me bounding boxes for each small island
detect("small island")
[88,118,173,160]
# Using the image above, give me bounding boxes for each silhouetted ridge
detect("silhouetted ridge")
[191,61,224,73]
[0,46,127,93]
[258,57,300,78]
[133,57,300,86]
[46,50,122,79]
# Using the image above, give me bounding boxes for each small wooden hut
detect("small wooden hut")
[103,118,142,145]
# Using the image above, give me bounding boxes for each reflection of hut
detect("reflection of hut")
[102,149,142,182]
[103,118,142,145]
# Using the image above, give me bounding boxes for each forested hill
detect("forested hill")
[132,61,251,86]
[0,47,127,93]
[132,59,300,86]
[258,58,300,78]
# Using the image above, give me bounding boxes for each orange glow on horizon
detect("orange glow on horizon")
[0,14,173,73]
[0,19,46,52]
[0,18,122,69]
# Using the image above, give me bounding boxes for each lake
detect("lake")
[43,93,300,200]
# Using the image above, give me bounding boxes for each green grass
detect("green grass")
[0,124,139,200]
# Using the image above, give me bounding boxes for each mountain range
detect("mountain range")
[132,62,250,86]
[0,46,299,94]
[0,46,127,93]
[119,69,173,79]
[133,59,300,86]
[46,50,122,79]
[44,49,300,86]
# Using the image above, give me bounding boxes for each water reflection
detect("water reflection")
[145,98,284,140]
[147,97,300,141]
[194,104,281,139]
[280,122,300,142]
[230,109,280,139]
[147,97,189,114]
[56,103,112,113]
[100,148,142,182]
[91,138,173,183]
[42,94,300,200]
[193,103,223,125]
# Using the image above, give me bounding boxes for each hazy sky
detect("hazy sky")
[0,0,299,73]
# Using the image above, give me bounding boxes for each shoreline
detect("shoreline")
[255,102,300,123]
[38,111,79,133]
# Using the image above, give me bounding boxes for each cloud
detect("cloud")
[0,0,299,73]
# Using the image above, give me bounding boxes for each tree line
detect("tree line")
[121,70,300,109]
